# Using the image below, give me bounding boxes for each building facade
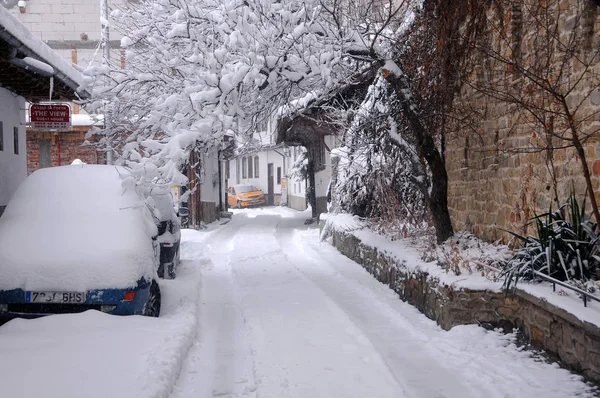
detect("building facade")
[0,87,26,217]
[228,146,288,206]
[0,5,89,216]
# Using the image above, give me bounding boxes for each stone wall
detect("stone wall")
[445,0,600,243]
[330,228,600,383]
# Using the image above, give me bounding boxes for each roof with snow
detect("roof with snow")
[0,6,89,100]
[276,68,375,147]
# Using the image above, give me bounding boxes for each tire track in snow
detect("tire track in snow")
[286,224,596,398]
[227,215,407,397]
[273,218,471,398]
[170,220,257,398]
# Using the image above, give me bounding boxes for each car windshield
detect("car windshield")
[236,185,259,193]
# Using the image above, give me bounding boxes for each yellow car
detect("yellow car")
[227,184,266,208]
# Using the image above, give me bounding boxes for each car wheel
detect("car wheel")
[237,200,242,209]
[143,280,161,317]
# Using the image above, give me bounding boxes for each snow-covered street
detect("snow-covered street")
[0,207,596,397]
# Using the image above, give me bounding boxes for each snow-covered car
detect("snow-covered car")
[227,184,266,208]
[0,165,161,321]
[151,190,181,279]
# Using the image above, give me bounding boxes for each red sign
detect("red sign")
[30,104,71,130]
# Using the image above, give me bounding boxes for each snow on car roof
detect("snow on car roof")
[0,165,157,291]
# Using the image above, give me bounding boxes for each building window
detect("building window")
[13,127,18,155]
[247,155,253,178]
[242,157,247,178]
[0,122,3,151]
[254,156,259,178]
[277,167,281,185]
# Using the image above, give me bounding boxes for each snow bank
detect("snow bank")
[324,213,600,326]
[0,165,156,291]
[0,229,211,398]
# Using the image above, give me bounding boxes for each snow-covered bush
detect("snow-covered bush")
[289,148,308,182]
[502,194,600,290]
[335,73,427,235]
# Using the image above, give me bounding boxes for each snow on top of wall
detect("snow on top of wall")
[72,114,104,127]
[24,113,104,127]
[323,212,600,327]
[0,6,87,94]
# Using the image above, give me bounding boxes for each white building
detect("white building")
[225,126,290,206]
[0,87,26,217]
[0,6,89,216]
[227,146,287,206]
[4,0,123,70]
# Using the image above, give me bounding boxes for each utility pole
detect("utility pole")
[101,0,110,66]
[100,0,113,164]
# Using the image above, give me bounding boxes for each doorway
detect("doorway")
[267,163,274,205]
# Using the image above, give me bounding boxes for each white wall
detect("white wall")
[0,87,27,209]
[228,148,286,196]
[315,135,338,197]
[200,148,220,205]
[287,146,307,200]
[7,0,124,44]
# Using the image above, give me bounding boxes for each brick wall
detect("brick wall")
[27,130,106,174]
[445,0,600,242]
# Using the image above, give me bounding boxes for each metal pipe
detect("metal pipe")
[467,258,600,305]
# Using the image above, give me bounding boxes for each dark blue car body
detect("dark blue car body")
[0,278,152,321]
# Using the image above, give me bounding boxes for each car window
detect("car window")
[235,185,259,193]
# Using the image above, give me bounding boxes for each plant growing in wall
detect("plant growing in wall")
[502,193,600,291]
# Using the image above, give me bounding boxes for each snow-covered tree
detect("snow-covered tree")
[83,0,458,242]
[335,72,427,231]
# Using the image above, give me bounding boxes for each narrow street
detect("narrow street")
[170,208,595,398]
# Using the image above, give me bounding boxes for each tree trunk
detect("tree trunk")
[571,128,600,228]
[307,158,318,219]
[563,101,600,228]
[386,69,454,243]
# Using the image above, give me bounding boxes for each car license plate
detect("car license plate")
[26,291,86,304]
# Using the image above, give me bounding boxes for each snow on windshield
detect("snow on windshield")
[0,165,157,291]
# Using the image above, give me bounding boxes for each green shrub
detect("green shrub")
[502,193,600,291]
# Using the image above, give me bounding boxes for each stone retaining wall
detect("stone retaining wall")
[331,228,600,383]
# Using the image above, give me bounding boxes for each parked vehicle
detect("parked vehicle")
[0,165,162,320]
[227,185,266,208]
[152,191,181,279]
